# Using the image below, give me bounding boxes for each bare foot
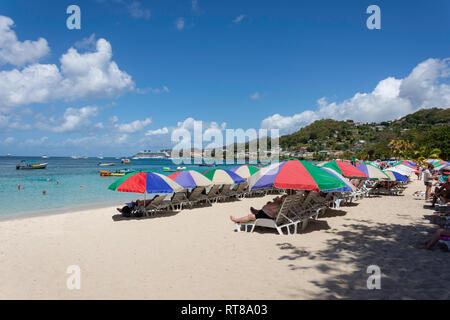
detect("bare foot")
[230,215,238,223]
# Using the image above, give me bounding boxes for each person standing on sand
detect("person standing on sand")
[418,166,423,180]
[423,164,435,201]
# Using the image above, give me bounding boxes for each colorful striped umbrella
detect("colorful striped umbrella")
[248,160,346,192]
[356,164,390,180]
[383,170,396,181]
[318,160,367,178]
[387,165,413,177]
[108,171,184,194]
[386,170,409,182]
[320,167,356,192]
[202,168,246,185]
[168,170,212,189]
[229,164,260,179]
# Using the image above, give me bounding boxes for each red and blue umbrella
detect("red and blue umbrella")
[318,160,367,178]
[248,160,346,192]
[108,171,184,194]
[168,170,212,189]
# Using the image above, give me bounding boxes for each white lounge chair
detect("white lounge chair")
[235,194,301,235]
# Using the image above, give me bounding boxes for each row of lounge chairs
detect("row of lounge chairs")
[133,183,283,217]
[235,191,332,235]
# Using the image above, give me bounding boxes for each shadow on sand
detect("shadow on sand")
[276,220,450,299]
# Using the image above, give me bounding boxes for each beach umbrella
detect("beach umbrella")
[168,170,212,189]
[248,159,346,192]
[318,160,367,179]
[202,168,246,185]
[229,164,260,179]
[108,171,184,194]
[356,164,390,180]
[320,167,356,192]
[383,170,396,181]
[387,170,409,182]
[439,164,450,173]
[387,165,413,177]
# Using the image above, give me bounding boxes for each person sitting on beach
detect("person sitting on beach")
[117,198,154,217]
[431,177,450,208]
[417,227,450,250]
[229,195,287,223]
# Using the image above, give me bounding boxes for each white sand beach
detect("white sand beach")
[1,179,449,300]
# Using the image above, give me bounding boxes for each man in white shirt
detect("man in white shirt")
[423,164,435,201]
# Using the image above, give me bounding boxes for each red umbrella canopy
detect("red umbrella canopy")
[318,160,367,178]
[249,159,346,192]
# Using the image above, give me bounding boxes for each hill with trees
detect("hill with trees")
[278,108,450,161]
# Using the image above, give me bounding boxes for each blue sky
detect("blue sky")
[0,0,449,156]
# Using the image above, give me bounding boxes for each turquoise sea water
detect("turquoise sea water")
[0,156,238,219]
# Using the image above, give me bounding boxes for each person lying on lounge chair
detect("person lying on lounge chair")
[117,198,155,217]
[230,195,287,223]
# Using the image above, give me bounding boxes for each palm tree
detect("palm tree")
[389,139,412,159]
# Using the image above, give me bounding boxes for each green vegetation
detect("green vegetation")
[279,108,450,161]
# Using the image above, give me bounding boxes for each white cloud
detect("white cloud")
[102,0,150,19]
[0,114,32,131]
[145,127,169,136]
[136,85,170,94]
[175,18,185,30]
[20,136,48,147]
[36,106,99,133]
[0,136,15,145]
[250,92,261,100]
[114,117,152,133]
[127,1,151,19]
[0,36,134,113]
[74,34,97,51]
[191,0,199,12]
[0,15,49,66]
[233,15,246,24]
[261,58,450,133]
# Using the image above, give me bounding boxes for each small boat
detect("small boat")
[97,156,104,159]
[16,160,48,170]
[99,170,112,176]
[198,163,215,167]
[42,155,49,159]
[100,169,134,177]
[177,166,187,170]
[121,158,130,164]
[98,162,115,166]
[163,167,177,172]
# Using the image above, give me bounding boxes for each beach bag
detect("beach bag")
[121,206,132,217]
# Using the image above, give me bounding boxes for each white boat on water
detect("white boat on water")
[131,150,170,159]
[98,162,115,166]
[42,155,49,159]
